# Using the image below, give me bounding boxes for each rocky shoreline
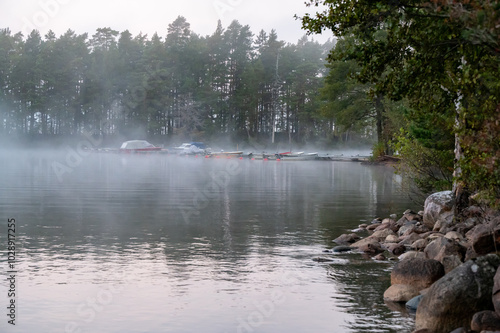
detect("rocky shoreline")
[327,190,500,333]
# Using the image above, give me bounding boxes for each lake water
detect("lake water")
[0,149,418,333]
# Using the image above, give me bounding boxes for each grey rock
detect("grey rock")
[332,245,352,253]
[441,255,464,274]
[398,223,417,237]
[312,257,333,262]
[406,294,424,312]
[424,237,465,266]
[423,190,454,230]
[415,254,500,332]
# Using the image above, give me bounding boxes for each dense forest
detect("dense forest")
[0,16,371,146]
[301,0,500,210]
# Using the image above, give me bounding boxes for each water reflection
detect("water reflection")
[0,150,417,332]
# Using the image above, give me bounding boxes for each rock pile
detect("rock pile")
[331,191,500,333]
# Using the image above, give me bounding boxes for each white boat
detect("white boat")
[277,152,318,161]
[207,151,244,158]
[119,140,164,154]
[173,142,210,155]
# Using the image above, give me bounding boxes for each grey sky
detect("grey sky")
[4,0,332,43]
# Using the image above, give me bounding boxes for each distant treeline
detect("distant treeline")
[0,17,367,145]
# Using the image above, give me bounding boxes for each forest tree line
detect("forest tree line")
[0,16,379,146]
[302,0,500,209]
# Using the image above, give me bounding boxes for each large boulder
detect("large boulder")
[423,191,454,230]
[415,254,500,332]
[391,258,445,290]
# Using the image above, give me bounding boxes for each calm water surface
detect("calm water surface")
[0,149,418,333]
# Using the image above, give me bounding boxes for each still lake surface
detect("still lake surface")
[0,149,418,333]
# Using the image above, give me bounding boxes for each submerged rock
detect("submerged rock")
[312,257,333,263]
[332,245,352,253]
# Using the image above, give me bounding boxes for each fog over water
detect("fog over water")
[0,148,418,332]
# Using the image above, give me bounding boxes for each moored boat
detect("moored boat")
[207,151,244,158]
[248,151,291,160]
[119,140,164,154]
[277,152,318,161]
[174,142,210,155]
